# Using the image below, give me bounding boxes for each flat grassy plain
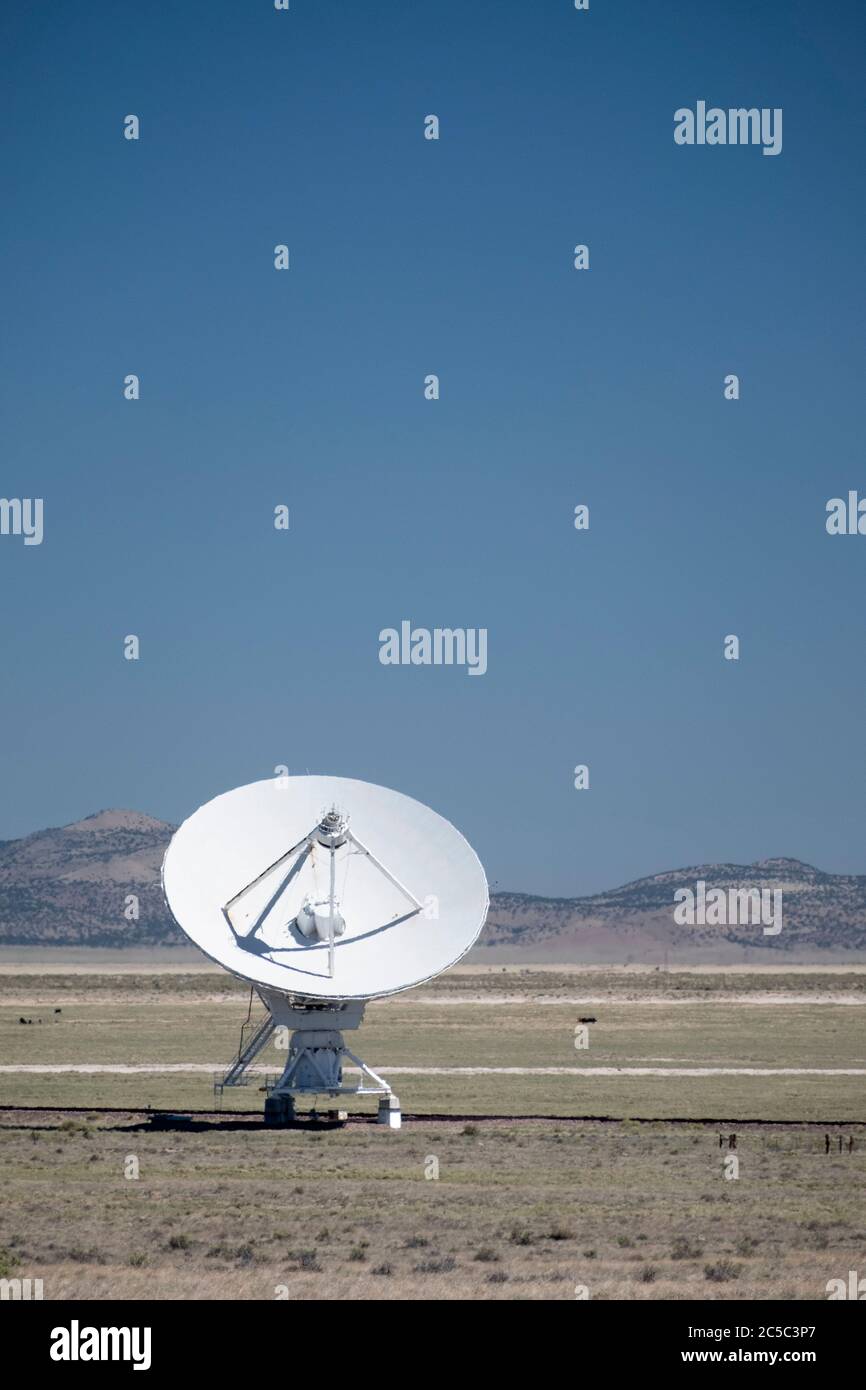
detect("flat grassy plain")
[0,962,863,1299]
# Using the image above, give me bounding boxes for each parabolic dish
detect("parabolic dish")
[162,776,489,1001]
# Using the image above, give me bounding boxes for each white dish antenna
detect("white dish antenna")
[162,776,489,1127]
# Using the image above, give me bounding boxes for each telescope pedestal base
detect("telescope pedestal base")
[263,1091,402,1130]
[263,1093,296,1127]
[259,998,400,1129]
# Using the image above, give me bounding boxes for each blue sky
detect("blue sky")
[1,0,864,896]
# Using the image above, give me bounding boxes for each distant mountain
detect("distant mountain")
[0,812,864,956]
[0,810,174,947]
[486,857,866,958]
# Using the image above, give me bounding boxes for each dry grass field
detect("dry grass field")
[0,960,864,1300]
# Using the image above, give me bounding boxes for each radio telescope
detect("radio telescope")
[162,776,489,1128]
